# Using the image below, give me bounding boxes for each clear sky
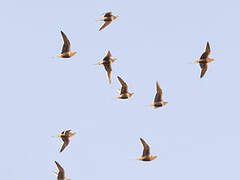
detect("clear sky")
[1,0,240,179]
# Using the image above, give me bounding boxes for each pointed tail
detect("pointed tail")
[96,18,106,21]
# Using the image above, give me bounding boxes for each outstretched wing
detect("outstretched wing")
[117,76,128,94]
[154,81,162,103]
[104,12,112,17]
[60,136,70,152]
[61,31,71,54]
[140,138,150,156]
[200,62,208,78]
[55,161,65,179]
[99,21,112,31]
[200,42,210,59]
[103,63,112,83]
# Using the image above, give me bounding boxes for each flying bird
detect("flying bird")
[97,12,119,31]
[96,51,116,83]
[136,138,157,161]
[55,129,76,152]
[149,81,168,108]
[193,42,214,78]
[116,76,134,99]
[53,161,71,180]
[56,31,77,58]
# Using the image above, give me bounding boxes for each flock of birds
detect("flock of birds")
[53,11,215,180]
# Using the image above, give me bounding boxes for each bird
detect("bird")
[56,31,77,58]
[116,76,134,99]
[136,138,157,161]
[53,161,71,180]
[97,12,119,31]
[149,81,168,108]
[55,129,76,152]
[193,42,214,78]
[96,51,116,83]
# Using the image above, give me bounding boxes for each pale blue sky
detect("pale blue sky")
[1,0,240,179]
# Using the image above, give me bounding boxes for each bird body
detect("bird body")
[193,42,214,78]
[54,161,71,180]
[116,76,134,99]
[96,51,116,83]
[55,129,76,152]
[149,81,168,108]
[97,12,119,31]
[136,138,157,161]
[57,31,77,58]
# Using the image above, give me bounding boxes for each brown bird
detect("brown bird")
[96,51,116,83]
[56,31,77,58]
[136,138,157,161]
[149,81,168,108]
[55,129,76,152]
[116,76,134,99]
[97,12,119,31]
[53,161,70,180]
[193,42,214,78]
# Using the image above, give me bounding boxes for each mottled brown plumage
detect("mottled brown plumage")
[116,76,134,99]
[97,12,119,31]
[54,161,70,180]
[149,81,168,108]
[55,129,76,152]
[193,42,214,78]
[96,51,116,83]
[57,31,77,58]
[136,138,157,161]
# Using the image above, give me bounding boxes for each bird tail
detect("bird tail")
[136,157,144,160]
[192,59,201,63]
[96,61,103,65]
[96,18,106,21]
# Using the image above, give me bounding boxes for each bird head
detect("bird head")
[110,58,117,63]
[162,101,168,106]
[113,15,119,20]
[129,93,134,97]
[70,52,77,57]
[208,58,214,63]
[150,155,157,161]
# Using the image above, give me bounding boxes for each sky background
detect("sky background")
[1,0,240,179]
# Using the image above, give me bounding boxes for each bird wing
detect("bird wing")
[200,42,210,59]
[103,63,112,83]
[205,42,211,55]
[140,138,150,156]
[106,50,112,58]
[64,130,71,136]
[55,161,65,179]
[117,76,128,94]
[99,21,112,31]
[60,136,70,152]
[200,62,208,78]
[61,31,71,54]
[104,12,112,17]
[154,81,162,102]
